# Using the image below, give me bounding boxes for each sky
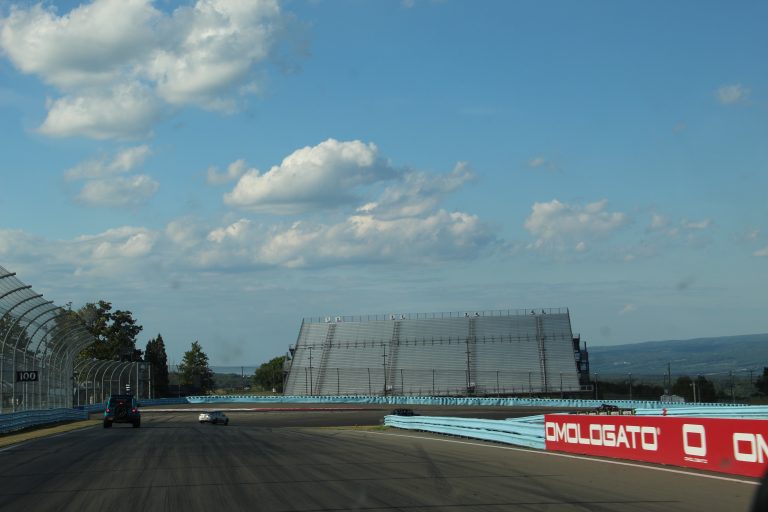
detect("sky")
[0,0,766,366]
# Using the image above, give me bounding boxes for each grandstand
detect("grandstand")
[283,308,588,396]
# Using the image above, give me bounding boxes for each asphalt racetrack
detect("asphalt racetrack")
[0,405,759,511]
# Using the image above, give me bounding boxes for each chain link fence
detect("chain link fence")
[0,265,96,413]
[72,360,151,406]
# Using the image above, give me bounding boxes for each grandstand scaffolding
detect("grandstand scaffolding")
[283,308,588,396]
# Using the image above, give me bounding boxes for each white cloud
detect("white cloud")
[39,83,163,139]
[207,219,251,243]
[754,246,768,258]
[0,0,291,139]
[717,84,749,105]
[524,199,626,250]
[207,159,247,185]
[0,0,159,88]
[193,209,495,268]
[1,202,495,275]
[65,145,157,207]
[77,175,159,207]
[357,162,473,219]
[619,304,636,315]
[165,218,205,249]
[145,0,280,112]
[79,227,158,259]
[65,145,151,180]
[0,225,159,278]
[681,218,711,230]
[649,213,668,230]
[224,139,397,214]
[527,156,558,171]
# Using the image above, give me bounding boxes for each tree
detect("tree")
[178,341,214,393]
[253,356,286,392]
[672,375,717,403]
[755,367,768,395]
[77,300,143,361]
[145,334,170,397]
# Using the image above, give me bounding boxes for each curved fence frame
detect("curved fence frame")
[0,265,107,413]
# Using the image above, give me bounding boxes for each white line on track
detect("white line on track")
[353,430,761,486]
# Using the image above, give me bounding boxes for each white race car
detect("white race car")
[198,411,229,425]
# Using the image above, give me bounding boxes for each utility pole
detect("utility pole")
[382,348,388,395]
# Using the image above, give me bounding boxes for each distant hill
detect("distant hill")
[587,333,768,376]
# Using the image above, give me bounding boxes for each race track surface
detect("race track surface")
[0,407,758,511]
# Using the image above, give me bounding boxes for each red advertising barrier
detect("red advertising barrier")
[544,414,768,478]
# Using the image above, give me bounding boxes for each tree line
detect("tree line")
[72,300,214,396]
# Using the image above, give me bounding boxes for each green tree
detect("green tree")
[145,334,170,397]
[253,356,286,392]
[178,341,214,393]
[77,301,143,361]
[755,367,768,395]
[672,375,717,403]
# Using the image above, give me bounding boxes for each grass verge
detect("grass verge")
[0,420,101,449]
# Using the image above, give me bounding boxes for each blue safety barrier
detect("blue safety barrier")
[0,408,89,434]
[384,414,546,449]
[137,398,189,407]
[636,406,768,419]
[384,406,768,450]
[184,394,743,409]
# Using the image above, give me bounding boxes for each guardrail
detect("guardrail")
[138,398,189,407]
[0,408,89,434]
[185,394,742,409]
[384,414,546,449]
[75,397,190,414]
[636,406,768,418]
[383,404,768,453]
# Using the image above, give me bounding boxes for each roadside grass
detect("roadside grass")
[0,420,101,448]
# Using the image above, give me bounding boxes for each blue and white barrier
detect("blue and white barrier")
[0,408,89,434]
[636,406,768,418]
[383,405,768,450]
[185,394,743,409]
[384,414,546,449]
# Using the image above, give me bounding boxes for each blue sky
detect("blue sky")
[0,0,766,365]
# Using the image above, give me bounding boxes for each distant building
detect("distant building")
[283,308,589,396]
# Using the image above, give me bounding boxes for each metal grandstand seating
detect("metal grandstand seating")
[283,308,582,396]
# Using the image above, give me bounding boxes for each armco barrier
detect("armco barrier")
[184,394,742,409]
[384,415,546,449]
[545,414,768,478]
[636,406,768,418]
[0,408,89,434]
[137,398,189,407]
[77,397,190,414]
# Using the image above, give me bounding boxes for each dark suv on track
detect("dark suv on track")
[103,394,141,428]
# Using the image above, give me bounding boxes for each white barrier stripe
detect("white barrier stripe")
[357,430,761,486]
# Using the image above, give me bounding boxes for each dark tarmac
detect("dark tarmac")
[0,406,758,511]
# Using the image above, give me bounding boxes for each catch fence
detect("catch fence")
[0,265,93,412]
